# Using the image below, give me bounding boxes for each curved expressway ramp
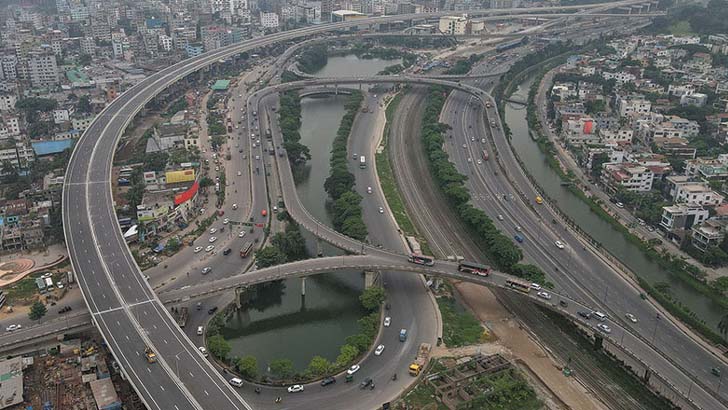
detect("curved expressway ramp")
[62,2,660,409]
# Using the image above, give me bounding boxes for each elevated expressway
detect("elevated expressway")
[234,76,724,410]
[62,2,669,409]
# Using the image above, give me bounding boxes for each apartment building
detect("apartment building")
[601,162,654,194]
[27,52,59,88]
[439,15,468,35]
[691,219,728,252]
[660,203,709,242]
[617,94,651,117]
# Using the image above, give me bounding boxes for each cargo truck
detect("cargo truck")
[408,343,431,376]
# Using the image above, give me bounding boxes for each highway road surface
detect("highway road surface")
[61,2,662,408]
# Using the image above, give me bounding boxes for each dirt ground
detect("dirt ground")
[453,282,608,410]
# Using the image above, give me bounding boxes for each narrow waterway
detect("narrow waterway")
[222,55,398,375]
[504,76,726,331]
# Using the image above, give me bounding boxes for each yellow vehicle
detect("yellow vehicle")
[535,196,543,204]
[145,347,157,364]
[409,343,431,376]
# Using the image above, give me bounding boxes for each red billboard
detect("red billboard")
[174,181,199,205]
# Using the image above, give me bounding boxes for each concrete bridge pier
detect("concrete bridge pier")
[234,287,243,309]
[301,277,306,296]
[364,270,379,289]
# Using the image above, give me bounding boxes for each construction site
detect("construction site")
[2,336,142,410]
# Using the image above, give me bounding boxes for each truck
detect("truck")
[144,347,157,363]
[408,343,431,376]
[399,328,407,342]
[359,155,366,169]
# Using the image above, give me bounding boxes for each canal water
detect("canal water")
[222,55,399,375]
[504,77,726,331]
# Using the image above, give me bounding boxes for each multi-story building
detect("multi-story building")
[660,203,710,242]
[260,12,279,29]
[616,94,651,117]
[27,51,59,88]
[0,142,35,169]
[691,219,728,252]
[439,15,468,35]
[599,128,633,145]
[0,94,16,111]
[668,179,724,207]
[601,162,654,194]
[686,155,728,181]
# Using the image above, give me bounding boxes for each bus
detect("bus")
[359,155,366,169]
[240,242,253,258]
[458,261,490,277]
[505,278,531,293]
[481,149,489,161]
[408,254,434,267]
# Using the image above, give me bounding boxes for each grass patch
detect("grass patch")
[438,297,485,347]
[401,382,449,410]
[377,93,417,236]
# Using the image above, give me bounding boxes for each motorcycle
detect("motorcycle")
[255,387,261,394]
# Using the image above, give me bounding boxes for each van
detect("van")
[593,311,607,322]
[229,378,244,388]
[197,326,204,335]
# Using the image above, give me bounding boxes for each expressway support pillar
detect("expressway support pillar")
[335,84,339,95]
[234,287,243,309]
[364,270,379,289]
[301,277,306,296]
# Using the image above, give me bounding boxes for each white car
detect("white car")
[374,344,385,356]
[205,245,215,252]
[481,138,486,144]
[209,228,217,235]
[497,214,504,221]
[383,316,391,327]
[367,186,372,194]
[625,313,638,323]
[287,385,304,393]
[199,346,209,357]
[232,204,238,210]
[462,144,467,148]
[467,158,472,163]
[347,364,360,375]
[209,236,217,243]
[237,171,242,176]
[477,159,482,165]
[554,240,565,249]
[378,207,384,214]
[5,324,21,332]
[194,246,203,253]
[596,323,612,334]
[537,291,551,300]
[223,218,230,224]
[255,155,260,161]
[530,283,541,291]
[239,231,246,238]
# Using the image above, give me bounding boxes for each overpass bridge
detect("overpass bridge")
[245,75,725,410]
[60,2,689,409]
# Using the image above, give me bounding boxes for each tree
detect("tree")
[78,54,93,66]
[254,246,286,268]
[77,95,92,113]
[335,344,358,367]
[28,301,47,321]
[306,356,331,377]
[269,359,294,379]
[207,335,231,360]
[236,355,258,379]
[359,287,385,311]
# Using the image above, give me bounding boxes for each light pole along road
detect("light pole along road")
[61,2,662,409]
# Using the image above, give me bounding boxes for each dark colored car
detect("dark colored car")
[320,377,336,386]
[559,300,568,308]
[360,378,373,389]
[223,248,232,256]
[208,306,218,315]
[578,311,591,319]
